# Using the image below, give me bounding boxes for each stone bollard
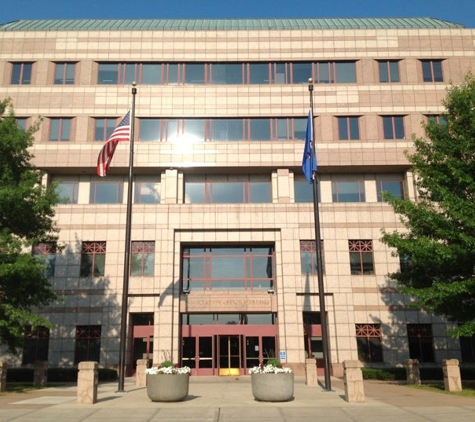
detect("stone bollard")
[405,359,421,385]
[443,359,462,392]
[77,361,98,404]
[0,361,7,392]
[343,360,364,403]
[34,361,48,387]
[136,359,150,387]
[305,358,318,386]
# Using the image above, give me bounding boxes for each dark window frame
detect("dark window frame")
[80,241,106,277]
[356,323,384,363]
[349,239,374,275]
[130,241,155,276]
[74,325,101,364]
[407,323,435,363]
[11,62,32,85]
[421,59,444,82]
[378,60,400,83]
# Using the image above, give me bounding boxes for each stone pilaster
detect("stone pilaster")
[305,358,317,386]
[405,359,421,385]
[77,361,98,404]
[343,360,364,403]
[34,361,48,387]
[0,362,7,392]
[443,359,462,392]
[136,359,150,387]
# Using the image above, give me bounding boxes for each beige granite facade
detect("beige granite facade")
[1,19,474,375]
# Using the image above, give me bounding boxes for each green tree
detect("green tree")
[381,74,475,338]
[0,98,59,353]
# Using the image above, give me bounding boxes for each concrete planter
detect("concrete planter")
[251,373,294,402]
[146,373,189,402]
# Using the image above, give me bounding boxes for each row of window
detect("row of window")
[356,323,475,364]
[36,239,376,282]
[10,59,444,86]
[19,114,445,143]
[22,325,100,365]
[23,321,475,366]
[55,177,405,205]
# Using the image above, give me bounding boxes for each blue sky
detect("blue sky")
[1,0,475,28]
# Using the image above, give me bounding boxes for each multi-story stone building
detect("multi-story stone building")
[1,17,474,376]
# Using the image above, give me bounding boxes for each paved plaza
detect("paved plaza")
[0,377,475,421]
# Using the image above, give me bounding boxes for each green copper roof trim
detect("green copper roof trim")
[0,17,465,32]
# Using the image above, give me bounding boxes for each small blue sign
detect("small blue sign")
[279,351,286,361]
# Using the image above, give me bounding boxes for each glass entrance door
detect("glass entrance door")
[218,335,241,376]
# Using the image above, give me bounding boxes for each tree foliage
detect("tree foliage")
[381,74,475,337]
[0,98,59,353]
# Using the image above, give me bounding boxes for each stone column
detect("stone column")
[443,359,462,392]
[77,361,98,404]
[343,360,364,403]
[33,361,48,387]
[305,358,317,386]
[136,359,150,387]
[405,359,421,385]
[0,362,7,392]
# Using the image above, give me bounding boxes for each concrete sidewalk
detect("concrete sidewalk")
[0,376,474,421]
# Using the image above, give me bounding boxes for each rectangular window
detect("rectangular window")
[421,60,443,82]
[182,246,275,292]
[98,63,162,85]
[294,180,316,203]
[211,63,243,84]
[33,243,56,278]
[89,181,123,204]
[249,63,270,84]
[50,118,71,141]
[185,175,271,204]
[80,241,106,277]
[95,118,117,141]
[460,335,475,362]
[356,324,383,362]
[55,180,79,204]
[378,60,400,83]
[292,62,313,84]
[407,324,435,362]
[382,116,405,140]
[332,181,365,203]
[377,180,404,202]
[211,119,244,141]
[11,62,32,85]
[349,240,374,275]
[300,240,324,275]
[75,325,101,364]
[131,241,155,276]
[184,63,205,84]
[98,63,118,84]
[134,181,160,204]
[54,63,75,84]
[338,116,359,140]
[22,326,49,365]
[426,115,448,125]
[16,118,27,131]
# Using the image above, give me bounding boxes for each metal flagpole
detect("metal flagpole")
[117,82,137,392]
[308,78,332,391]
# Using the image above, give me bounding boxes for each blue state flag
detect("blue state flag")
[302,110,317,184]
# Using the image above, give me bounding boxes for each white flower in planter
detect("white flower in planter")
[249,359,292,374]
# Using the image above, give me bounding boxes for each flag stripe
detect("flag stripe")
[302,109,317,184]
[97,111,131,177]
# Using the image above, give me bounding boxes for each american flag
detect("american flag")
[96,111,131,177]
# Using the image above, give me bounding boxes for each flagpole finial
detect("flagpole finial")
[308,78,313,92]
[132,81,137,86]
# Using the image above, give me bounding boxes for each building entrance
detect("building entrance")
[181,313,277,376]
